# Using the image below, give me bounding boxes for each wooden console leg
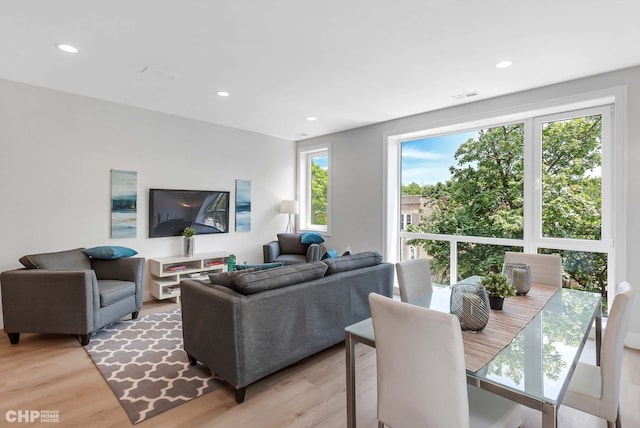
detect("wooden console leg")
[7,332,20,345]
[187,353,197,366]
[235,387,246,404]
[132,311,139,320]
[79,334,91,346]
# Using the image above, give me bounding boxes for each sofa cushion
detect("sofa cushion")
[277,233,308,254]
[19,248,91,270]
[274,254,307,265]
[323,251,383,275]
[233,261,328,295]
[97,280,136,307]
[208,268,259,288]
[83,246,138,260]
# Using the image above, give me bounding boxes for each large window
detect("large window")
[298,145,330,234]
[393,104,614,311]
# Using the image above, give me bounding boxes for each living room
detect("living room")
[2,2,640,427]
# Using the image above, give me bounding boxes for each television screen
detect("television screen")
[149,189,230,238]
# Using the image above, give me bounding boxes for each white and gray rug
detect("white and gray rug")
[84,308,222,424]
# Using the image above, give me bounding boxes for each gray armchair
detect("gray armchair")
[263,233,323,265]
[1,248,144,346]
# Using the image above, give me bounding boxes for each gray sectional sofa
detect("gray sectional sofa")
[180,251,394,403]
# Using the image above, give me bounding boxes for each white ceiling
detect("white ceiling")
[2,1,640,141]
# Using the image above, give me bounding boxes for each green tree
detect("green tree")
[539,116,606,300]
[409,124,525,283]
[311,162,328,225]
[401,182,425,195]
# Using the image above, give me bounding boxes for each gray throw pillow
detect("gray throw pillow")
[19,248,91,270]
[323,251,383,275]
[233,262,328,295]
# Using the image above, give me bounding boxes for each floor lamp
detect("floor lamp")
[280,200,299,233]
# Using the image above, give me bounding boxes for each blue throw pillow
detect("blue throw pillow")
[301,232,325,244]
[83,246,138,260]
[321,249,337,260]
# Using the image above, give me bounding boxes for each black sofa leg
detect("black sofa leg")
[79,334,91,346]
[186,353,198,366]
[132,311,139,320]
[7,332,19,345]
[235,387,246,404]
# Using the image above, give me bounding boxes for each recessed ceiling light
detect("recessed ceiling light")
[56,43,78,54]
[496,60,513,69]
[216,91,230,97]
[306,117,318,121]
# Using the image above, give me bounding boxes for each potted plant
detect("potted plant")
[182,227,196,257]
[480,272,516,310]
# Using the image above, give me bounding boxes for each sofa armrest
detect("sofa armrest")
[263,241,280,263]
[0,269,99,334]
[306,243,321,262]
[180,279,244,387]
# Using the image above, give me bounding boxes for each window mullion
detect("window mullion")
[524,117,537,253]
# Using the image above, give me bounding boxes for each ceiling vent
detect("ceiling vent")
[140,66,176,82]
[453,91,478,100]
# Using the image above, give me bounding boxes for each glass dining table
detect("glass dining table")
[345,282,602,428]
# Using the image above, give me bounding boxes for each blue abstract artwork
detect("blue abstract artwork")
[235,179,251,232]
[111,170,137,238]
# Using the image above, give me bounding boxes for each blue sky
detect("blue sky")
[312,154,328,169]
[402,131,477,186]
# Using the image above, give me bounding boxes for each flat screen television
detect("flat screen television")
[149,189,230,238]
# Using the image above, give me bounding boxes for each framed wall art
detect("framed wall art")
[235,179,251,232]
[111,169,137,238]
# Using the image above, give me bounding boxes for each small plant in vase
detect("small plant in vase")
[182,227,196,238]
[182,227,196,257]
[480,272,516,310]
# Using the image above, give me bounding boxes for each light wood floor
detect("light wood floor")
[1,300,639,428]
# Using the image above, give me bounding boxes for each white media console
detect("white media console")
[148,252,230,302]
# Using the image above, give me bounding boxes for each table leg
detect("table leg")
[541,402,557,428]
[346,331,356,428]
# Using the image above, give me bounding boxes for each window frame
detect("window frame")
[385,88,625,306]
[400,212,412,231]
[531,106,612,252]
[297,143,331,235]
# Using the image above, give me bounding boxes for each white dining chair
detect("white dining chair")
[562,281,636,428]
[395,258,433,304]
[369,292,521,428]
[504,252,563,288]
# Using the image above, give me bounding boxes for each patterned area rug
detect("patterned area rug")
[84,309,222,424]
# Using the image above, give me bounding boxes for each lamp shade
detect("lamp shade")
[280,200,299,215]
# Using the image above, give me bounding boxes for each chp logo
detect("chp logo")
[5,410,59,423]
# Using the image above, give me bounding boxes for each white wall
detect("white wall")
[299,65,640,343]
[0,79,296,312]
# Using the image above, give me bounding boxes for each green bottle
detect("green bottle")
[227,254,236,272]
